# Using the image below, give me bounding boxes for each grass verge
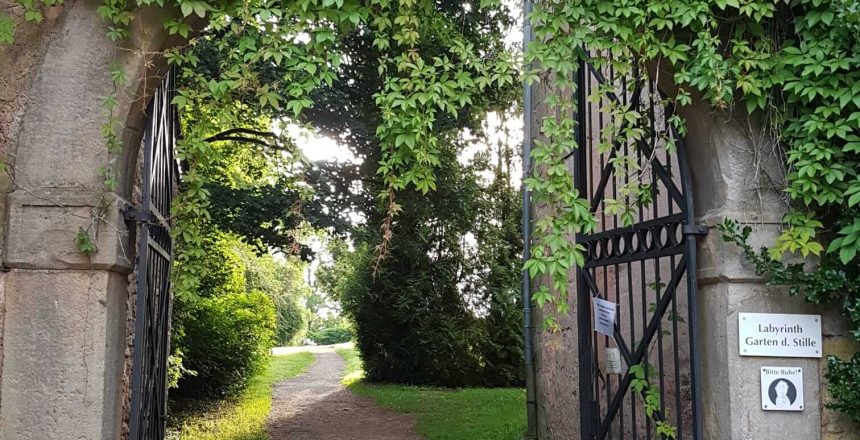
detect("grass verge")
[336,348,526,440]
[167,351,315,440]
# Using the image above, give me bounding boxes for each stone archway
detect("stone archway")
[0,2,179,438]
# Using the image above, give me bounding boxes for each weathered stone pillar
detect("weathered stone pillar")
[0,1,176,437]
[681,100,855,440]
[528,77,582,440]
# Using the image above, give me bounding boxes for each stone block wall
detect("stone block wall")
[1,270,128,439]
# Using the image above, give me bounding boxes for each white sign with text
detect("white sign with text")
[739,313,822,358]
[593,297,617,336]
[761,366,804,411]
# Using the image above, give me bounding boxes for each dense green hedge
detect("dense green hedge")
[171,233,309,397]
[308,325,355,345]
[331,143,525,388]
[175,290,276,397]
[825,354,860,422]
[342,249,487,387]
[340,243,523,388]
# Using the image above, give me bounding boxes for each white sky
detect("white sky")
[293,111,522,176]
[288,123,361,164]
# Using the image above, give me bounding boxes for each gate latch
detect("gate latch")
[122,205,154,223]
[682,224,709,236]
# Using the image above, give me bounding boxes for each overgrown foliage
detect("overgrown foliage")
[4,0,522,388]
[291,0,523,387]
[824,353,860,423]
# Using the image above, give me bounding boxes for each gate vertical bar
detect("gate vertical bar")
[677,133,705,440]
[574,55,596,440]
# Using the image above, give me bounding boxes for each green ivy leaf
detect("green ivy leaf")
[0,15,14,44]
[75,228,97,255]
[24,9,43,22]
[839,246,857,264]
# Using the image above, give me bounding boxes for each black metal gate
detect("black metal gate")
[126,69,178,440]
[572,58,704,439]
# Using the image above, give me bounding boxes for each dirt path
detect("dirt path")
[266,349,422,440]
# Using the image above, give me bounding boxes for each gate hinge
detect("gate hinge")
[683,224,709,236]
[122,205,154,223]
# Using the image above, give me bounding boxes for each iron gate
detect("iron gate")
[571,58,704,439]
[126,68,178,440]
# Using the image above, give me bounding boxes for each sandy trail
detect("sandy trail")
[266,349,422,440]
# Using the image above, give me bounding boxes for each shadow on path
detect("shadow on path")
[266,350,422,440]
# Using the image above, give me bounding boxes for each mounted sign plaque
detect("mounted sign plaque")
[739,313,822,358]
[761,366,804,411]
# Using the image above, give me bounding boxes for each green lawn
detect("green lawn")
[167,351,315,440]
[336,348,526,440]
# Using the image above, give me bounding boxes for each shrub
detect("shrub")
[172,232,312,395]
[274,294,306,346]
[331,146,524,388]
[174,290,276,397]
[337,239,524,388]
[825,353,860,423]
[479,288,524,387]
[339,244,487,387]
[329,145,525,388]
[308,325,354,345]
[233,243,310,346]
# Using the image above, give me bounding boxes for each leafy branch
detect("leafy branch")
[203,128,279,148]
[630,362,677,439]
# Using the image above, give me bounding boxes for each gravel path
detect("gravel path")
[266,349,422,440]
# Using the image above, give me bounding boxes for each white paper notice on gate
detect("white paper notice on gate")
[593,297,617,336]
